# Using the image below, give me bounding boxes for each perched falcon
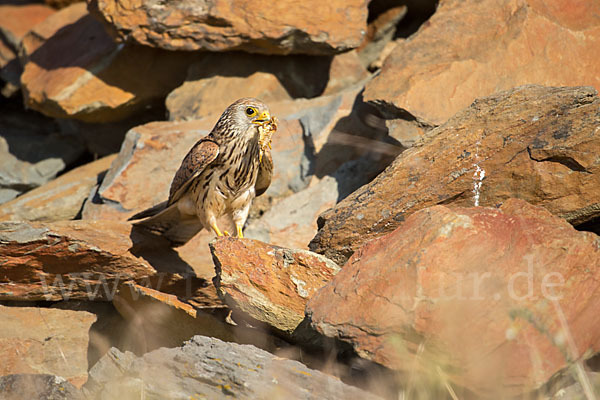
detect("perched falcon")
[129,98,276,246]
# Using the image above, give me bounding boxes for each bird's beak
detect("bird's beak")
[253,111,271,124]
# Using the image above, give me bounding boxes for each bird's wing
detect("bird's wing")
[255,147,273,197]
[167,138,219,206]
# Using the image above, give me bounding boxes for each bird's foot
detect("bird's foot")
[223,230,231,237]
[236,226,244,238]
[211,223,224,237]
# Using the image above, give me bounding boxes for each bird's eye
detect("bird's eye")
[245,107,257,117]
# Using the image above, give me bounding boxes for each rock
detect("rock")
[0,374,84,400]
[356,6,406,69]
[81,118,214,221]
[58,106,167,157]
[0,305,96,387]
[112,283,235,354]
[49,300,128,368]
[364,0,600,126]
[20,3,198,122]
[166,51,368,121]
[211,237,339,336]
[0,4,54,94]
[322,50,370,96]
[83,335,381,399]
[307,199,600,396]
[0,154,116,222]
[19,1,84,60]
[246,156,389,249]
[310,85,600,265]
[88,0,369,55]
[0,101,86,203]
[0,220,223,309]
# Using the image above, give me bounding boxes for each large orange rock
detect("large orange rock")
[0,305,96,388]
[310,85,600,265]
[20,3,198,122]
[87,0,368,55]
[0,220,223,309]
[211,237,339,336]
[307,199,600,396]
[364,0,600,126]
[0,154,116,222]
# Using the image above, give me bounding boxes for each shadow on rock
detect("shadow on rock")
[128,225,196,277]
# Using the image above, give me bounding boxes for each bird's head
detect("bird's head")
[214,98,272,142]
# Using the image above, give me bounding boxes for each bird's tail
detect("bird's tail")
[128,201,168,221]
[130,203,203,247]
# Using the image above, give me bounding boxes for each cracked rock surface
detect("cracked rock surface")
[310,85,600,265]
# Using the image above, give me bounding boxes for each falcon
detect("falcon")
[129,98,276,246]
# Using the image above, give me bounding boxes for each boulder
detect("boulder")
[0,154,116,222]
[0,374,84,400]
[364,0,600,126]
[166,51,368,121]
[20,3,198,122]
[87,0,369,55]
[0,4,54,94]
[310,85,600,265]
[83,336,382,399]
[307,199,600,396]
[211,237,339,336]
[0,220,223,309]
[0,305,96,388]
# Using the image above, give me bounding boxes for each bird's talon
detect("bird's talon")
[223,230,231,237]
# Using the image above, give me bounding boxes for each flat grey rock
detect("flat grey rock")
[84,336,381,400]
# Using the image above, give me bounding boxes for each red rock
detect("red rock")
[20,3,198,122]
[310,85,600,265]
[0,305,96,388]
[0,5,54,50]
[364,0,600,126]
[88,0,369,55]
[0,154,116,222]
[0,4,55,93]
[211,237,339,335]
[307,199,600,396]
[0,220,223,309]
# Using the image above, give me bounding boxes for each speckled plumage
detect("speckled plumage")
[129,98,274,246]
